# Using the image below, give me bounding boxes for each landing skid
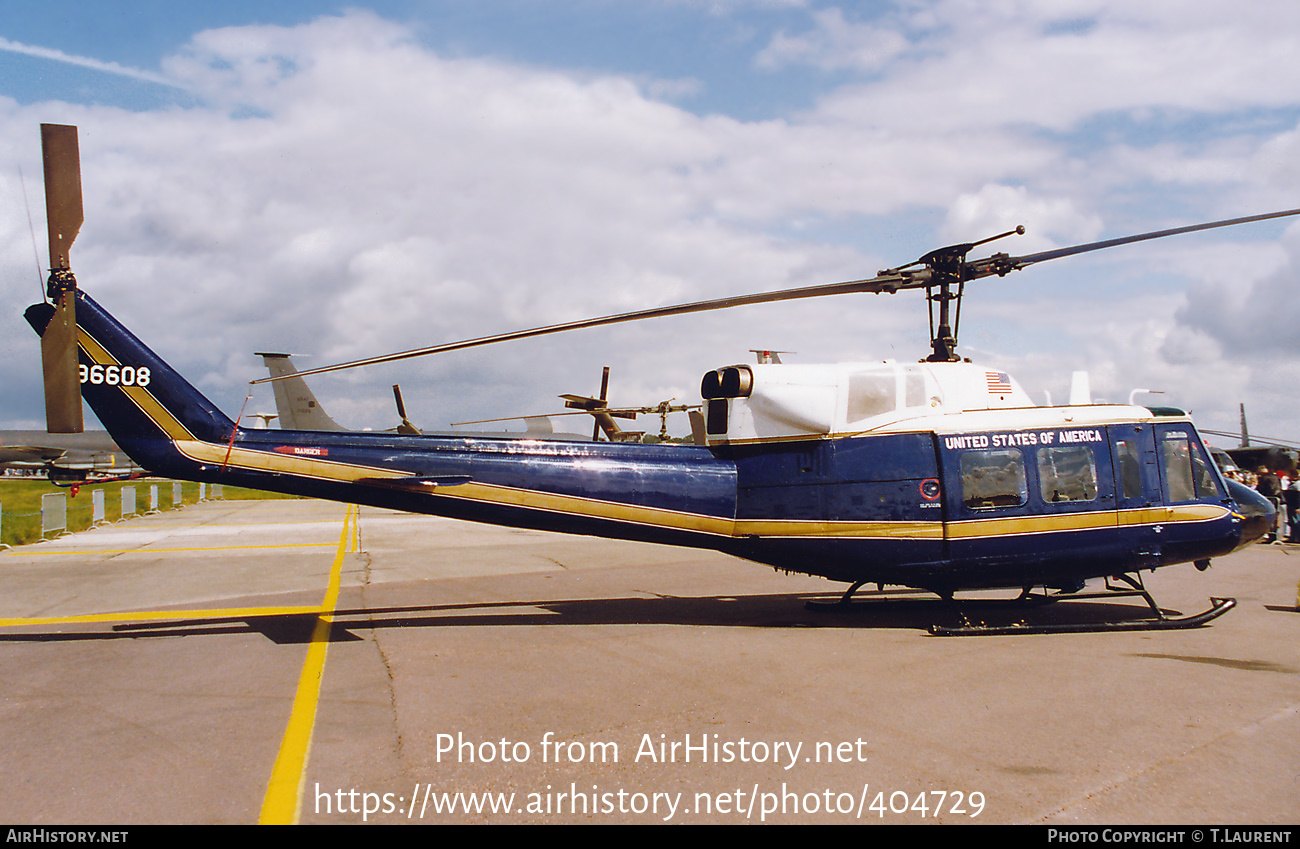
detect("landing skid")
[931,596,1236,636]
[807,573,1237,635]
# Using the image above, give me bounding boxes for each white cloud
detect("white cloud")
[756,8,909,71]
[1173,222,1300,360]
[1,5,1298,445]
[942,184,1103,250]
[0,12,883,432]
[776,2,1300,133]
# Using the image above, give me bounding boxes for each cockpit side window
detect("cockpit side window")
[1160,431,1223,502]
[1195,452,1224,499]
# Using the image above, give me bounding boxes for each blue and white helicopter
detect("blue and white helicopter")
[27,124,1290,634]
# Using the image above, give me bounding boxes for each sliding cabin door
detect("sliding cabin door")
[941,427,1120,587]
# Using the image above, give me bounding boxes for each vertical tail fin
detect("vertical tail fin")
[26,292,235,462]
[27,123,231,458]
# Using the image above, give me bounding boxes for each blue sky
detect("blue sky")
[1,2,828,117]
[2,1,1299,443]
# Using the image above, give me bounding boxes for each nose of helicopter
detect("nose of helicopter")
[1225,479,1276,548]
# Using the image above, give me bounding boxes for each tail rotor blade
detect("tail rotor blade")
[41,124,82,272]
[40,292,82,432]
[39,123,84,433]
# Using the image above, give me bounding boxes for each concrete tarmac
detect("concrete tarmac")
[0,497,1296,825]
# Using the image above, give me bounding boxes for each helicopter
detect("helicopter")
[24,123,1291,634]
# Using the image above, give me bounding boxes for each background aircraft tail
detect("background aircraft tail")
[257,352,344,431]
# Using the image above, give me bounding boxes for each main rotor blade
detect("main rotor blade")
[41,124,82,271]
[993,207,1300,274]
[453,406,666,426]
[251,206,1300,385]
[453,410,595,426]
[1199,428,1300,451]
[250,270,912,384]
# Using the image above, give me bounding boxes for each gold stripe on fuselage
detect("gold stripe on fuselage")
[731,518,943,539]
[174,440,412,483]
[429,481,736,536]
[947,504,1230,540]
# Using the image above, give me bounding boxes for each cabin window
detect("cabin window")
[1036,446,1098,503]
[960,449,1027,509]
[1160,432,1222,502]
[847,371,896,422]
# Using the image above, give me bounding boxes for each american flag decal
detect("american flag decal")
[986,371,1012,394]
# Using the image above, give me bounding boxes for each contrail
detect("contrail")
[0,36,188,89]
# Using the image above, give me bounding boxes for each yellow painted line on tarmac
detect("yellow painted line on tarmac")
[9,543,335,556]
[0,501,362,824]
[259,503,356,825]
[0,605,321,629]
[0,538,337,627]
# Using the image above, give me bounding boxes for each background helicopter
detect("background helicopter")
[452,366,704,443]
[24,124,1292,633]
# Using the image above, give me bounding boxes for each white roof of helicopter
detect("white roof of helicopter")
[706,359,1181,446]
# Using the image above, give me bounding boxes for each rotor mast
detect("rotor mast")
[908,226,1024,363]
[920,244,966,363]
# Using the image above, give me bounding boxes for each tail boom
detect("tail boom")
[25,291,741,551]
